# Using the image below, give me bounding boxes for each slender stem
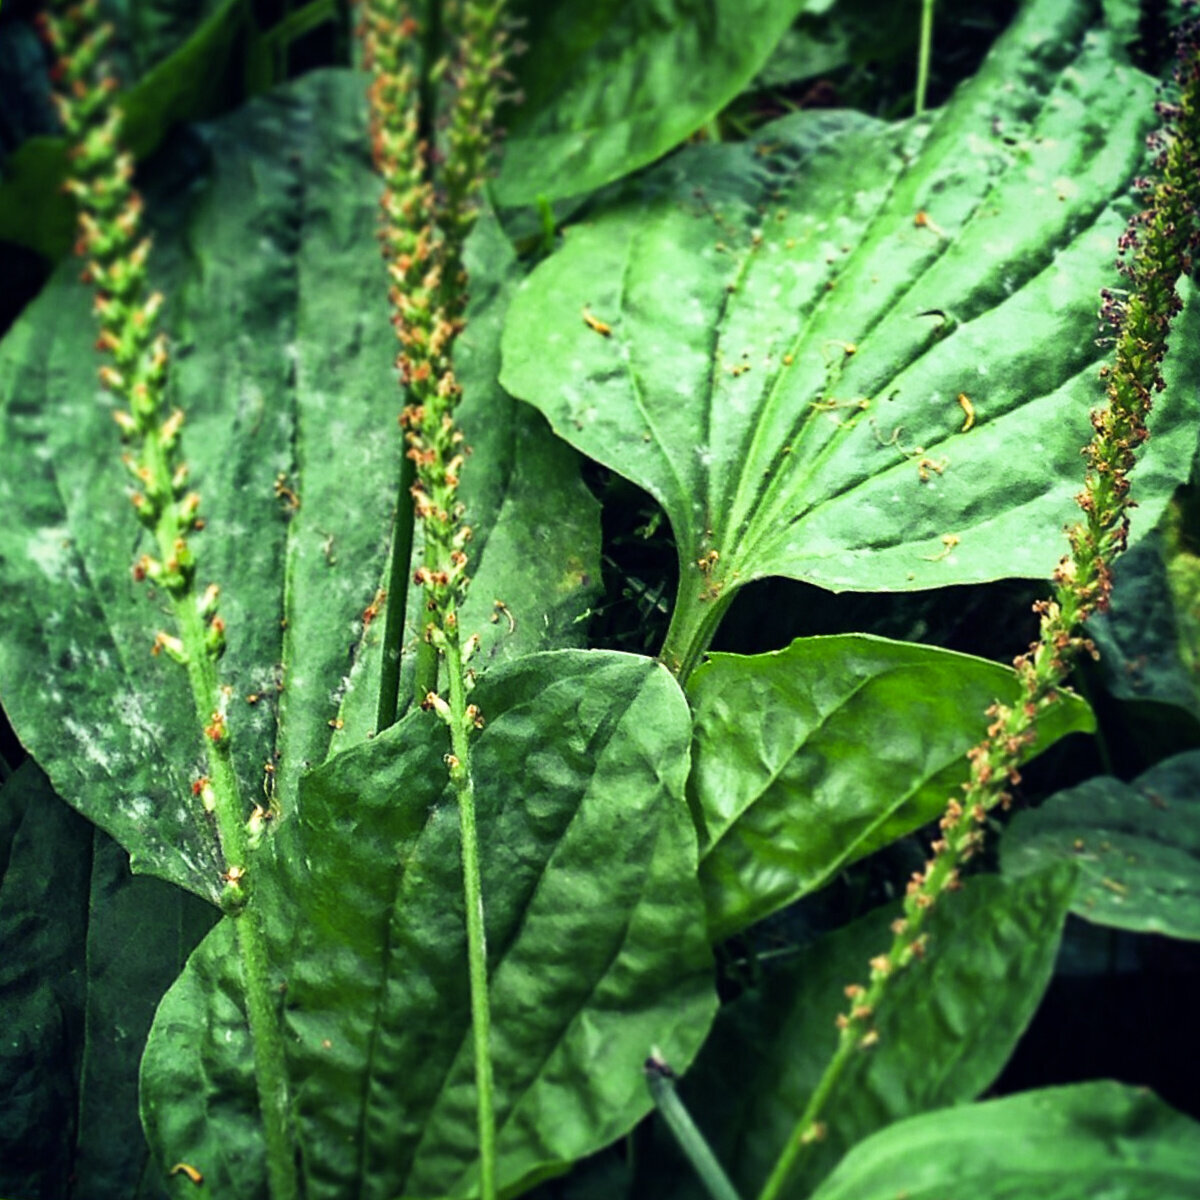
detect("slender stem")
[646,1058,742,1200]
[756,1058,839,1200]
[447,633,496,1200]
[418,0,442,153]
[234,902,299,1200]
[362,6,509,1194]
[915,0,935,116]
[377,453,417,731]
[150,339,300,1200]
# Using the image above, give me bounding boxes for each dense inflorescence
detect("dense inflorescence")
[39,6,300,1195]
[760,24,1200,1199]
[35,0,249,871]
[38,3,222,641]
[362,6,510,1196]
[363,0,509,724]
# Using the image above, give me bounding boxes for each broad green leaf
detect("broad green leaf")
[806,1081,1200,1200]
[75,832,217,1197]
[495,0,808,207]
[1002,750,1200,940]
[0,0,249,260]
[640,867,1078,1200]
[688,634,1093,939]
[500,0,1200,670]
[0,70,597,902]
[141,651,716,1199]
[0,760,214,1200]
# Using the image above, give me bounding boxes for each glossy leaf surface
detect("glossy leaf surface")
[807,1081,1200,1200]
[688,635,1093,939]
[141,651,715,1199]
[649,867,1077,1200]
[496,0,807,206]
[501,0,1199,666]
[0,70,597,902]
[1003,750,1200,939]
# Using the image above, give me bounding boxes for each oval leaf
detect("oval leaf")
[496,0,808,207]
[807,1081,1200,1200]
[141,650,716,1198]
[500,0,1198,660]
[0,70,597,901]
[1002,749,1200,939]
[689,634,1093,939]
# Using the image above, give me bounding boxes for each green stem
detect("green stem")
[171,599,298,1200]
[646,1059,742,1200]
[659,565,737,686]
[446,633,497,1200]
[915,0,935,116]
[755,1034,853,1200]
[377,453,417,732]
[234,902,299,1200]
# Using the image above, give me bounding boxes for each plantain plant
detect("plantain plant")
[1,1,1199,1198]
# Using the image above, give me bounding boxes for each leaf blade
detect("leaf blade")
[497,0,809,207]
[501,0,1198,632]
[689,634,1093,939]
[1002,749,1200,939]
[807,1081,1200,1200]
[141,650,717,1199]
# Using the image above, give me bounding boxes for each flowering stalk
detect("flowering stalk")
[38,6,298,1197]
[363,2,510,1195]
[758,25,1200,1200]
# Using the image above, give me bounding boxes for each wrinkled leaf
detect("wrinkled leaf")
[496,0,808,206]
[807,1081,1200,1200]
[0,70,597,902]
[0,760,214,1200]
[141,651,716,1199]
[689,634,1093,939]
[0,0,249,260]
[646,867,1077,1200]
[1002,750,1200,940]
[501,0,1199,668]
